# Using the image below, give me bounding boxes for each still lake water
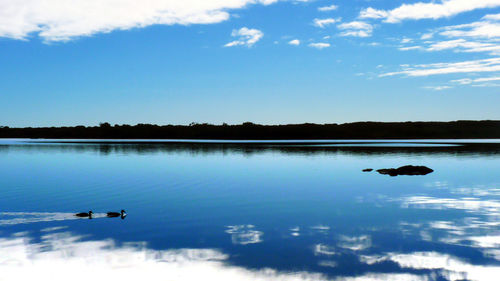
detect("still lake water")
[1,139,500,281]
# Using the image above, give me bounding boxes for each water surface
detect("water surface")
[1,139,500,280]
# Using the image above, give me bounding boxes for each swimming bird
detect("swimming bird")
[107,210,126,218]
[75,211,93,218]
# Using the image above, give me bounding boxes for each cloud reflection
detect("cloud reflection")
[338,235,372,251]
[360,251,500,281]
[400,196,500,216]
[225,225,263,245]
[0,229,438,281]
[0,230,335,281]
[314,244,336,256]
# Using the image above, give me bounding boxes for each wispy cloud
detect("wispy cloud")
[393,14,500,55]
[399,46,422,51]
[439,14,500,39]
[338,21,373,37]
[381,58,500,77]
[0,0,278,42]
[421,33,434,40]
[360,0,500,23]
[423,85,452,91]
[308,42,330,49]
[313,18,339,28]
[288,39,300,45]
[318,3,338,12]
[451,76,500,85]
[427,39,500,53]
[359,7,387,20]
[224,27,263,47]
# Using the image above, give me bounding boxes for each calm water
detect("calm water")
[1,139,500,281]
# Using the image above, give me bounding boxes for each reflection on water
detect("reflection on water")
[0,229,330,281]
[337,235,372,251]
[225,225,264,245]
[360,252,500,281]
[0,212,112,225]
[2,139,500,280]
[1,228,500,280]
[2,140,500,157]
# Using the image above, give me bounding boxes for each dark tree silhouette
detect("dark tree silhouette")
[0,121,499,140]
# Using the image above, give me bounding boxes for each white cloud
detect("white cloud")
[224,27,263,47]
[288,39,300,45]
[426,39,500,53]
[390,15,500,55]
[359,7,388,19]
[421,33,434,40]
[423,85,452,91]
[381,58,500,77]
[440,21,500,39]
[360,0,500,23]
[452,76,500,85]
[451,78,474,85]
[0,0,278,42]
[308,42,330,49]
[318,4,338,12]
[483,13,500,21]
[313,18,339,28]
[399,46,422,51]
[338,21,373,37]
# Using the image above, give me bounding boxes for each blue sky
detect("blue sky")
[1,0,500,127]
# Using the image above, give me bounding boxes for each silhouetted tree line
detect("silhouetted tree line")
[1,121,499,139]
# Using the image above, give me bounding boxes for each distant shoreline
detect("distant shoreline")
[1,120,500,140]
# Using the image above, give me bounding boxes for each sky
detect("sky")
[1,0,500,127]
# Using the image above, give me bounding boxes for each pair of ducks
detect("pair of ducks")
[75,210,126,219]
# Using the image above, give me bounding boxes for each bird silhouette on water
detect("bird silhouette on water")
[107,209,127,219]
[75,211,93,219]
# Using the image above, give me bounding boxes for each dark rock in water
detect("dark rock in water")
[377,165,433,177]
[362,168,373,172]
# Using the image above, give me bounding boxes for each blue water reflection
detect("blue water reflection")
[1,139,500,280]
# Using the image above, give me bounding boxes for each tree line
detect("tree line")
[1,120,499,139]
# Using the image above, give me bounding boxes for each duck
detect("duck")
[107,209,126,218]
[75,211,93,218]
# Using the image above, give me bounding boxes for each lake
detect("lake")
[1,139,500,281]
